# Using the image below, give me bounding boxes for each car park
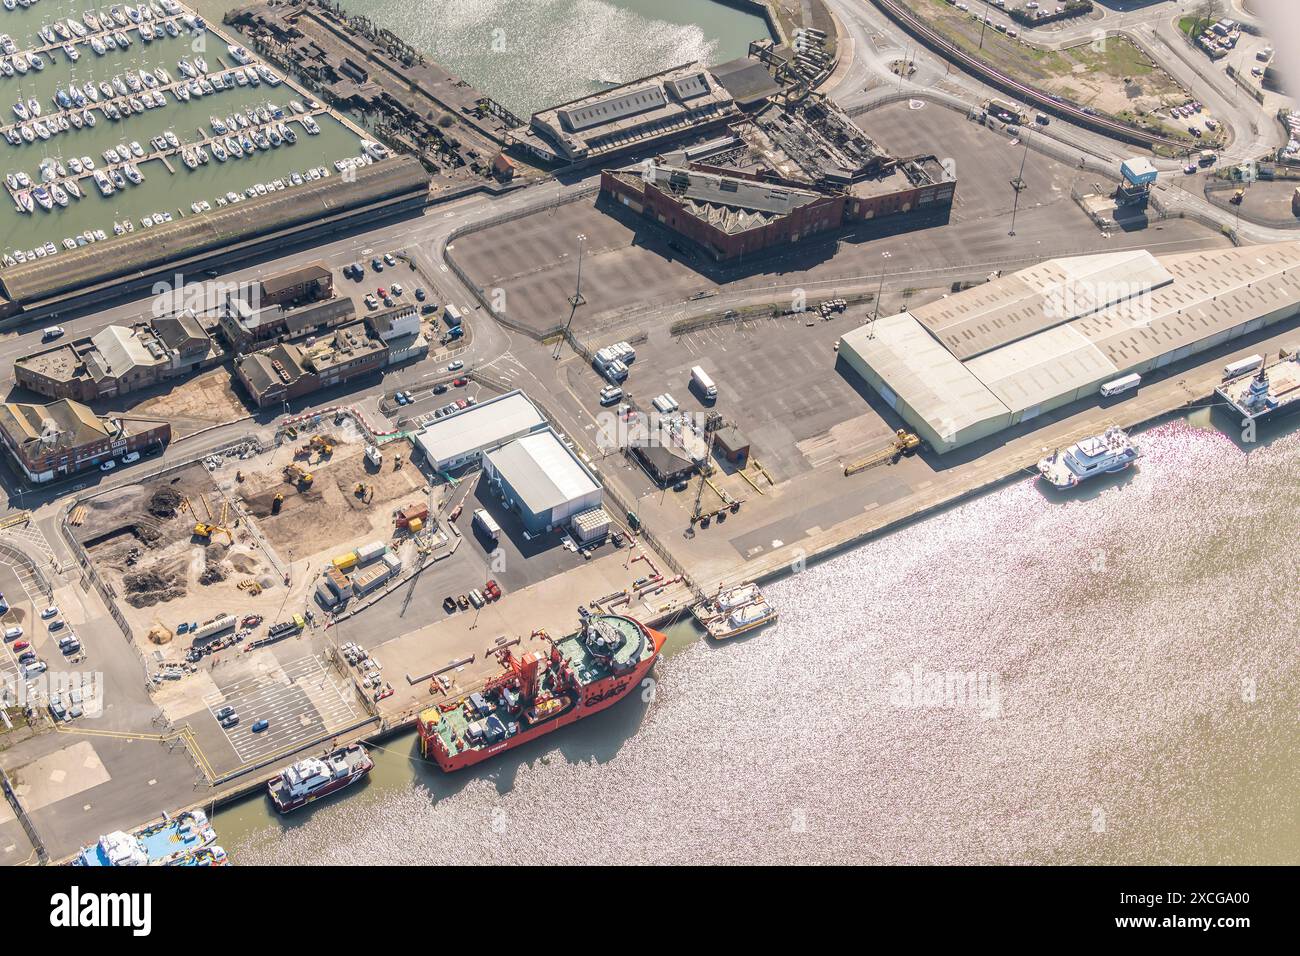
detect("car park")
[100,459,116,471]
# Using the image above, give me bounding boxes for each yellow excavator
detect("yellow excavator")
[283,463,313,488]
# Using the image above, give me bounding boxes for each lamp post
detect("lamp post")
[553,234,586,360]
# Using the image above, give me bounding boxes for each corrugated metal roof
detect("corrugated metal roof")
[840,315,1009,441]
[413,390,545,465]
[485,429,600,517]
[964,323,1118,414]
[910,249,1173,360]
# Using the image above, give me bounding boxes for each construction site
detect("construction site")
[69,458,281,662]
[233,426,425,564]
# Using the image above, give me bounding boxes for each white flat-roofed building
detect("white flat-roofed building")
[412,389,546,471]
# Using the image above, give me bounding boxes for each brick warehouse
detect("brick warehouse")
[0,399,170,484]
[598,94,955,262]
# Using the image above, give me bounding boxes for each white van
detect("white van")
[1222,354,1263,379]
[42,326,65,340]
[1099,373,1141,397]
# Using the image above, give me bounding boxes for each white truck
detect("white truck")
[690,365,717,402]
[473,508,501,541]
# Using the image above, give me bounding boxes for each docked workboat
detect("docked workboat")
[73,809,217,866]
[1037,426,1139,489]
[692,583,778,639]
[417,613,665,772]
[267,744,373,813]
[1215,353,1300,425]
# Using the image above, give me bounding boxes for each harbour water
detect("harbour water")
[0,0,360,260]
[192,0,776,118]
[218,412,1300,864]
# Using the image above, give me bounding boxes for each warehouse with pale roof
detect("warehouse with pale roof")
[840,242,1300,451]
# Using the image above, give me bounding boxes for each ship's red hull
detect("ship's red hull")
[421,626,664,772]
[269,762,372,813]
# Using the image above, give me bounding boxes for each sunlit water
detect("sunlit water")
[222,415,1300,865]
[191,0,774,119]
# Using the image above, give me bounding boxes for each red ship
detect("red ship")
[417,613,665,772]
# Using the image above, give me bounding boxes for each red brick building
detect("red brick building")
[0,400,170,484]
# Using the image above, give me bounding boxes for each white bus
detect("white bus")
[1222,354,1263,379]
[1099,373,1141,397]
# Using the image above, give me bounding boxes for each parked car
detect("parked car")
[377,286,387,299]
[4,626,22,640]
[23,660,47,676]
[221,713,240,728]
[447,360,464,371]
[452,377,468,387]
[40,606,58,619]
[252,719,270,733]
[383,252,396,266]
[215,706,235,721]
[414,288,426,301]
[42,326,66,340]
[484,580,501,601]
[18,651,36,664]
[13,639,29,651]
[457,594,470,610]
[99,459,116,471]
[432,383,447,395]
[456,399,468,409]
[390,283,403,296]
[59,639,81,655]
[364,294,378,310]
[371,257,383,272]
[443,596,457,613]
[47,620,64,632]
[394,391,408,406]
[123,451,140,464]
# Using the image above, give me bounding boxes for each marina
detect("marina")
[0,0,365,260]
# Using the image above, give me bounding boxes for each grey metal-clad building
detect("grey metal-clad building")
[841,242,1300,452]
[482,428,603,534]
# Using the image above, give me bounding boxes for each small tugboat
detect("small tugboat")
[692,583,778,640]
[266,744,373,813]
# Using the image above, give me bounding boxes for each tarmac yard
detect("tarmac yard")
[452,101,1218,341]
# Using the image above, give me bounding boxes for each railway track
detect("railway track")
[872,0,1193,155]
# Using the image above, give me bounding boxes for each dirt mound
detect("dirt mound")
[229,553,260,574]
[147,488,183,519]
[123,564,187,608]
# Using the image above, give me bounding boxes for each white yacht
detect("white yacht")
[1037,427,1140,490]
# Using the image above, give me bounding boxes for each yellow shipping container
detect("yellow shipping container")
[332,551,359,571]
[408,517,424,533]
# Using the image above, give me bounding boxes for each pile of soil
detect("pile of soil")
[123,566,186,608]
[147,488,183,519]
